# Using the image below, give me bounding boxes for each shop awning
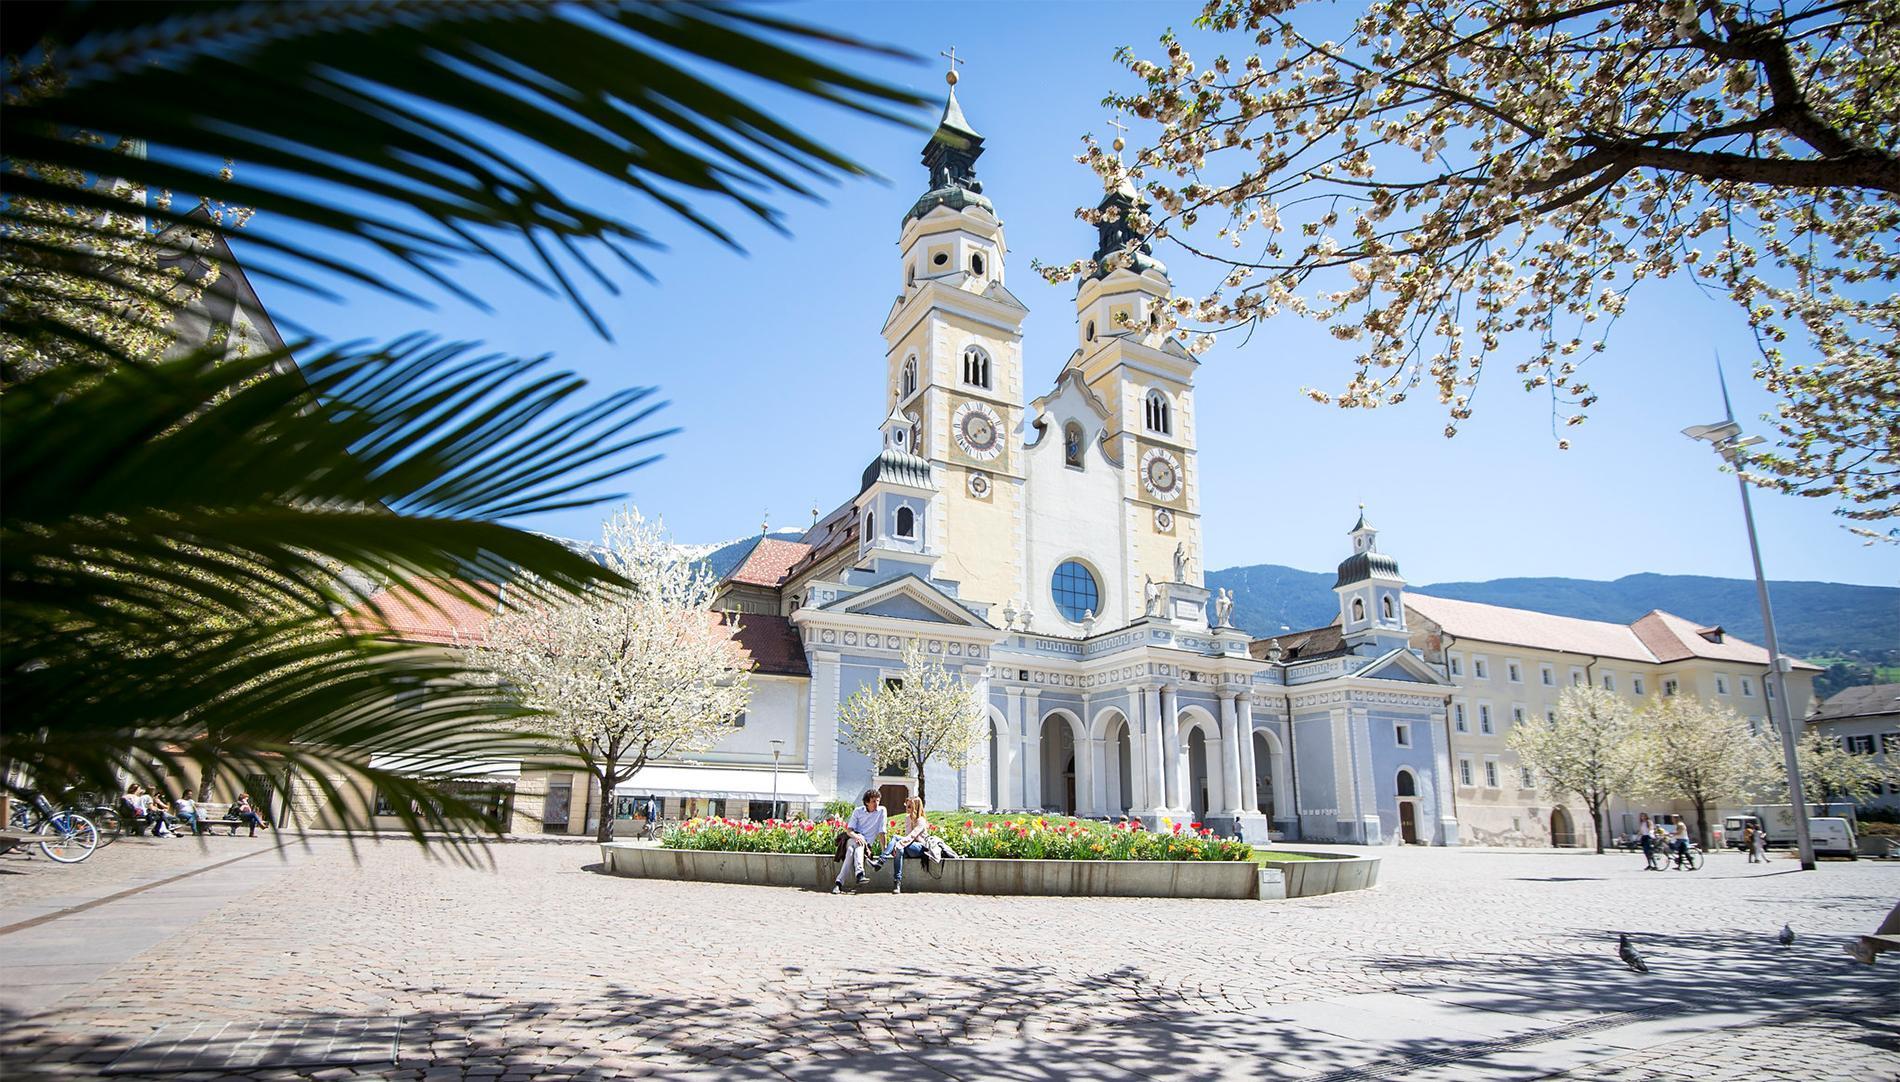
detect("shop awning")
[621,765,820,801]
[368,754,522,782]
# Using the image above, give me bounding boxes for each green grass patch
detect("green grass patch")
[1250,850,1327,863]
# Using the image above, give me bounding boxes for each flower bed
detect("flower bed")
[660,814,1253,862]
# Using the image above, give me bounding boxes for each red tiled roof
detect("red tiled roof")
[1630,610,1821,670]
[727,538,813,588]
[342,578,500,645]
[715,613,809,676]
[1407,594,1656,663]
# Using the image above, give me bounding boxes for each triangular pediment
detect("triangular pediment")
[820,574,991,628]
[1356,648,1454,686]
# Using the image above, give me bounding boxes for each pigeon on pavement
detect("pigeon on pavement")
[1619,933,1650,973]
[1779,923,1795,947]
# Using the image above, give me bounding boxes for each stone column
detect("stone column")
[1235,692,1259,814]
[1086,706,1111,817]
[808,650,842,802]
[1162,683,1184,813]
[1023,689,1044,812]
[1232,692,1272,843]
[1136,684,1167,826]
[1216,689,1245,818]
[1003,687,1024,812]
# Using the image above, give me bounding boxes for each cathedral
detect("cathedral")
[702,80,1462,846]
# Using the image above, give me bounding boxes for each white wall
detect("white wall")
[1021,382,1127,632]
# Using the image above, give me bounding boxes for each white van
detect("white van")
[1809,817,1858,858]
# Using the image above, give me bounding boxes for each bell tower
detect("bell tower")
[1068,157,1200,613]
[1333,506,1410,655]
[880,54,1029,621]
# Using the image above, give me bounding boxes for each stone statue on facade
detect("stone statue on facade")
[1214,587,1234,628]
[1143,575,1160,617]
[1173,542,1189,582]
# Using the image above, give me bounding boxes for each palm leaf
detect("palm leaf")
[1,340,664,851]
[3,1,926,352]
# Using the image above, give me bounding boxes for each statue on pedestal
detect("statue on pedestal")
[1143,575,1160,617]
[1214,587,1234,628]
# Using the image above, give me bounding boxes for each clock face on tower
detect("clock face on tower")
[952,401,1004,461]
[1141,446,1183,501]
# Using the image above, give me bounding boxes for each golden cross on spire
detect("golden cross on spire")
[1106,113,1130,159]
[940,45,965,85]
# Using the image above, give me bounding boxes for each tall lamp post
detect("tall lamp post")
[1682,416,1816,871]
[769,739,784,820]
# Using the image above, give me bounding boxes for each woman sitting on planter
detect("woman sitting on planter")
[885,797,962,894]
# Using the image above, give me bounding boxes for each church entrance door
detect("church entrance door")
[1398,801,1418,844]
[879,783,909,815]
[1550,806,1576,847]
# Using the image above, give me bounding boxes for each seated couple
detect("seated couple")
[832,790,959,895]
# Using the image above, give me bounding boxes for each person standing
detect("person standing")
[1670,816,1692,868]
[1639,822,1657,870]
[832,790,888,894]
[1750,820,1768,863]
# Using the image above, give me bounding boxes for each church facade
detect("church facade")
[707,85,1461,846]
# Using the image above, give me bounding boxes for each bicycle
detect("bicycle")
[11,791,100,863]
[9,790,122,838]
[1662,840,1706,871]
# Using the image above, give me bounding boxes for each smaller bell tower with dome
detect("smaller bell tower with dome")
[1333,505,1410,655]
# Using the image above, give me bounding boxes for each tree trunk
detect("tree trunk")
[594,763,618,844]
[1589,795,1607,855]
[1693,798,1711,849]
[914,757,927,807]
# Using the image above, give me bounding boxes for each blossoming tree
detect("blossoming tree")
[1050,0,1899,529]
[1636,694,1779,847]
[474,509,752,842]
[1507,686,1644,853]
[837,641,983,806]
[1786,728,1900,815]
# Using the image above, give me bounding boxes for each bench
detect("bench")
[1849,900,1900,965]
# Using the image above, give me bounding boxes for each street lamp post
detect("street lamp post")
[769,739,784,820]
[1682,417,1816,871]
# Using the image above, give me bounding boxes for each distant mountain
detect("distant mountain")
[1204,565,1899,663]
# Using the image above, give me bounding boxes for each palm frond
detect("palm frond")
[1,340,660,850]
[3,1,926,351]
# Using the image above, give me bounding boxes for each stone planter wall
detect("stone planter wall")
[1261,851,1382,897]
[599,843,1380,900]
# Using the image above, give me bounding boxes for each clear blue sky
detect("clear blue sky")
[239,1,1894,589]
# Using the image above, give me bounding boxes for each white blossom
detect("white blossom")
[836,640,983,806]
[473,508,752,842]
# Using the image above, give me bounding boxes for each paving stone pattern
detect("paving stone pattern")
[1,839,1895,1080]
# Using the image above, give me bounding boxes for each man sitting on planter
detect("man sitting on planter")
[832,790,888,894]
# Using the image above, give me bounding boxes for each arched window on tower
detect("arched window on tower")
[896,506,915,538]
[1144,389,1172,436]
[1064,422,1085,468]
[962,346,991,390]
[864,511,875,541]
[901,357,917,399]
[970,251,985,277]
[1381,596,1396,621]
[1351,597,1366,623]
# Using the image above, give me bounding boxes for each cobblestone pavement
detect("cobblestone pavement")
[1,839,1895,1080]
